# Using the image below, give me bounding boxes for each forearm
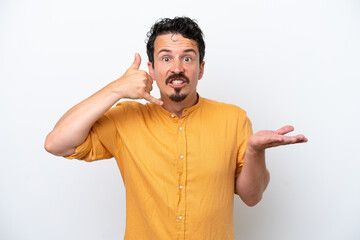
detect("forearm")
[235,125,307,206]
[45,82,122,156]
[45,53,162,157]
[236,148,270,206]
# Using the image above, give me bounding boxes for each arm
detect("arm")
[44,53,162,157]
[235,125,307,206]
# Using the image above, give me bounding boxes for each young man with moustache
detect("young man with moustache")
[45,17,307,240]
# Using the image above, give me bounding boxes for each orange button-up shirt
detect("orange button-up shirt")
[65,96,253,240]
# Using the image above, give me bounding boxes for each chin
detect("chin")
[169,93,188,102]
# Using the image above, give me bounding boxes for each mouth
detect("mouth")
[166,74,189,88]
[168,79,187,88]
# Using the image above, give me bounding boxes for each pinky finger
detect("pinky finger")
[143,92,163,106]
[296,134,308,143]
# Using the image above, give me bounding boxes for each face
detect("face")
[148,33,205,103]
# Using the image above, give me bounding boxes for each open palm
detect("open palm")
[247,125,308,152]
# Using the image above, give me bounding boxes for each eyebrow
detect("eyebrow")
[183,49,197,54]
[157,49,197,55]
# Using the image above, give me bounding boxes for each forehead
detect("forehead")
[154,33,199,54]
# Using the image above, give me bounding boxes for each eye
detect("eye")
[162,57,170,62]
[184,56,192,62]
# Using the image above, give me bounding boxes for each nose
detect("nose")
[171,59,184,74]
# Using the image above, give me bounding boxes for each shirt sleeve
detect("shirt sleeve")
[64,110,120,162]
[235,114,253,178]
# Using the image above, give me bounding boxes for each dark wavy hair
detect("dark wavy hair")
[146,17,205,67]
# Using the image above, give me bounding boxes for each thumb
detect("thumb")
[129,52,141,69]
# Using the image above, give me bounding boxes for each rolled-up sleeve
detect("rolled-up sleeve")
[64,109,120,162]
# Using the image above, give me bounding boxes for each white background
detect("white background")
[1,0,359,239]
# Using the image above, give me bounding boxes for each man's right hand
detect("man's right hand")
[45,53,163,156]
[113,53,163,106]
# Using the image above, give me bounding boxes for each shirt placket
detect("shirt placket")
[175,115,187,240]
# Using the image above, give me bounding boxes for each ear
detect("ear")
[147,62,156,80]
[198,61,205,80]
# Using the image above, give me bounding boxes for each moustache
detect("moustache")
[166,73,190,85]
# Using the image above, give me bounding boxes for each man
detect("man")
[45,17,307,240]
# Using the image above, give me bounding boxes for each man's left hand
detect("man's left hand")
[247,125,308,154]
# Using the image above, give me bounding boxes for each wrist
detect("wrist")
[106,78,127,99]
[246,144,265,157]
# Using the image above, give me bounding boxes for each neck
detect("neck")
[161,92,198,118]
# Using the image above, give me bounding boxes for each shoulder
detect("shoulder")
[201,97,248,117]
[114,100,147,111]
[105,100,148,119]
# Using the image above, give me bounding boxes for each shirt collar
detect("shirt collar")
[151,93,203,119]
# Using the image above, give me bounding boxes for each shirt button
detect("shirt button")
[180,155,184,159]
[179,185,183,189]
[171,114,175,118]
[179,216,183,220]
[179,127,183,131]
